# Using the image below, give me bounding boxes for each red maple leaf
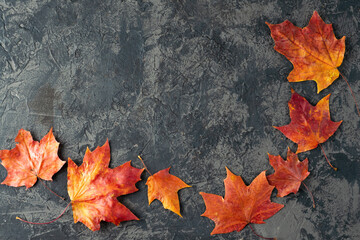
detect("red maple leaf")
[0,128,65,188]
[67,140,143,231]
[267,148,310,197]
[200,168,283,235]
[274,89,342,170]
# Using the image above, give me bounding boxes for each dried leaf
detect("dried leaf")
[274,89,342,153]
[67,140,143,231]
[267,148,310,197]
[146,167,190,216]
[200,168,283,235]
[0,128,65,188]
[266,11,345,93]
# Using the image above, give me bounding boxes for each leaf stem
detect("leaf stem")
[137,155,152,175]
[249,224,276,240]
[339,71,360,116]
[302,182,315,208]
[16,201,71,225]
[38,178,65,201]
[318,143,337,171]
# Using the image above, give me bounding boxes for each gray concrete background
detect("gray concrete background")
[0,0,359,239]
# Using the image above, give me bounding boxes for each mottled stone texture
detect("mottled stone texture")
[0,0,359,239]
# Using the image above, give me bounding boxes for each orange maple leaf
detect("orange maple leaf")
[274,89,342,154]
[67,140,143,231]
[0,128,65,189]
[267,148,310,197]
[200,168,283,235]
[266,11,345,93]
[146,167,190,217]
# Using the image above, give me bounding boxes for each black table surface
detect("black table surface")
[0,1,359,239]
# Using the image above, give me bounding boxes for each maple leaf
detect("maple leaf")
[274,89,342,155]
[0,128,65,189]
[200,168,283,235]
[266,11,345,93]
[67,140,143,231]
[146,167,190,217]
[267,148,310,197]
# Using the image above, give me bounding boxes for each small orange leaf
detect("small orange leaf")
[146,167,190,217]
[67,140,143,231]
[267,148,310,197]
[266,11,345,93]
[274,89,342,154]
[200,168,283,235]
[0,128,65,189]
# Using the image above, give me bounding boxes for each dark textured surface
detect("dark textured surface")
[0,0,359,239]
